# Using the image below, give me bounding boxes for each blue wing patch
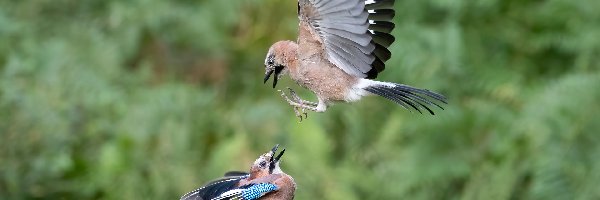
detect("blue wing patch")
[241,183,278,200]
[208,183,278,200]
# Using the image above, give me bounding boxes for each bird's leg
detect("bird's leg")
[279,90,306,121]
[278,89,318,121]
[287,87,318,106]
[286,87,317,119]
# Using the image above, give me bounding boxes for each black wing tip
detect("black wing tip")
[365,0,397,79]
[372,31,396,48]
[368,9,396,21]
[367,25,395,79]
[366,69,379,79]
[369,21,396,33]
[365,0,397,11]
[366,54,386,79]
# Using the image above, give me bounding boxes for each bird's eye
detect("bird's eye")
[268,60,274,66]
[259,161,267,168]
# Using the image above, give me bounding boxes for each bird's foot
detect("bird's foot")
[288,88,315,119]
[278,88,318,121]
[287,87,318,107]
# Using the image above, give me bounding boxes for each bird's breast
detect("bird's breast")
[260,175,296,200]
[290,60,358,102]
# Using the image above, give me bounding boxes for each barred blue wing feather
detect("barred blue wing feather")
[211,183,278,200]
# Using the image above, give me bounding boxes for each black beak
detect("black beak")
[264,69,274,84]
[272,74,279,88]
[274,148,285,162]
[268,144,284,174]
[263,66,283,88]
[270,144,279,156]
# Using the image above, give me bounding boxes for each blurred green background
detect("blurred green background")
[1,0,600,199]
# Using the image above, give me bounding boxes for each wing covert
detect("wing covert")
[180,174,249,200]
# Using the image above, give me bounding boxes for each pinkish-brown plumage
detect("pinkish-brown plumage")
[264,0,447,120]
[180,145,295,200]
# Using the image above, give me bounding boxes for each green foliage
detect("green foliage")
[1,0,599,199]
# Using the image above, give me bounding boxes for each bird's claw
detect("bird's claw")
[287,87,308,120]
[292,105,304,122]
[279,88,309,121]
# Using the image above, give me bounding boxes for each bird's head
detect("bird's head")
[249,144,286,178]
[264,41,297,88]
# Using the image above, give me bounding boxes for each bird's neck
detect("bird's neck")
[277,40,299,72]
[271,165,284,174]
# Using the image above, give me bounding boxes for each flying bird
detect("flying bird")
[180,144,295,200]
[263,0,447,120]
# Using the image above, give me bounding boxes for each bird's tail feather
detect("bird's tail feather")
[363,80,447,115]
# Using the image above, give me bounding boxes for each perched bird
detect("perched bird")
[263,0,447,120]
[180,145,295,200]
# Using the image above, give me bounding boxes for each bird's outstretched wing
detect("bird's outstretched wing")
[180,173,250,200]
[298,0,396,79]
